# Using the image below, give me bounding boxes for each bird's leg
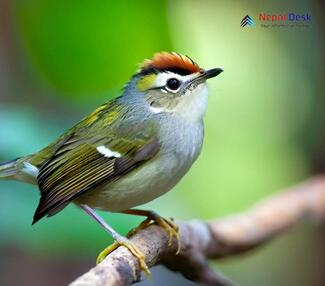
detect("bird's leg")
[121,209,180,254]
[80,204,150,275]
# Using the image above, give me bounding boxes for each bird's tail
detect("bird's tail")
[0,156,37,184]
[0,158,19,179]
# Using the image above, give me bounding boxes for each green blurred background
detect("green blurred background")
[0,0,324,285]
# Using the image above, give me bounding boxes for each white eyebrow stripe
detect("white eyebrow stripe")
[96,146,121,158]
[155,72,182,86]
[155,72,198,87]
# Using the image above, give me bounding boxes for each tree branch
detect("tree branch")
[69,176,325,286]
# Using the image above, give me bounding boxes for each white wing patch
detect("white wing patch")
[97,146,121,158]
[23,162,39,178]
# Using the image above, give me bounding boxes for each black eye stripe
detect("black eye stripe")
[138,66,193,76]
[162,67,192,76]
[166,78,181,90]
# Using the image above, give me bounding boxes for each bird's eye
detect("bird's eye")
[166,78,181,91]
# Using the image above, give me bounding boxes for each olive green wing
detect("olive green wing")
[33,125,159,224]
[28,101,121,168]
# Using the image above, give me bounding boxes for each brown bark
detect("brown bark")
[70,176,325,286]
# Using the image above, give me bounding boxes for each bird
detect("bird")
[0,52,223,274]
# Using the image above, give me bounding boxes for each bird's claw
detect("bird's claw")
[127,212,181,254]
[96,236,151,276]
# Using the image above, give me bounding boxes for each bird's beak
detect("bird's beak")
[202,68,224,80]
[188,68,223,88]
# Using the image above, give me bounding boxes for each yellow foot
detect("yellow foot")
[96,236,151,276]
[127,211,181,254]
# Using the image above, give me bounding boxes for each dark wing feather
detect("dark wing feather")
[33,126,159,224]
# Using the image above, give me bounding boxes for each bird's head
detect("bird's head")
[125,52,223,121]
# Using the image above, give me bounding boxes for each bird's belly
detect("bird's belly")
[77,152,195,212]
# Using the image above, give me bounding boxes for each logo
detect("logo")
[240,12,312,29]
[240,15,255,27]
[258,13,312,28]
[259,12,311,22]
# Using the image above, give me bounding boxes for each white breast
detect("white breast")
[80,119,204,212]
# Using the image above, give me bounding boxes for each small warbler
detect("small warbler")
[0,52,222,274]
